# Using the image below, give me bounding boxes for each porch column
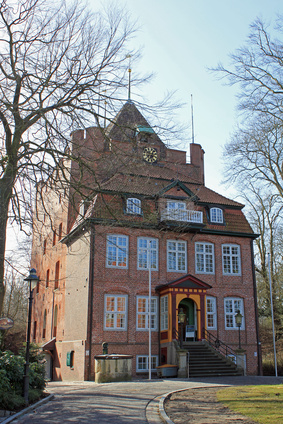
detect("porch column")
[200,293,206,340]
[172,292,177,335]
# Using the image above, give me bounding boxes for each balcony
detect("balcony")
[160,208,203,224]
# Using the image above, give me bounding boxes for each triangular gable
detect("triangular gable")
[156,274,212,291]
[158,180,198,200]
[41,337,56,351]
[69,195,98,233]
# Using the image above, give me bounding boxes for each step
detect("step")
[182,341,243,378]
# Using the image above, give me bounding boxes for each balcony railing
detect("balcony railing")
[160,209,203,224]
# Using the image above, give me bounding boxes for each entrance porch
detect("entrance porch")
[156,274,212,365]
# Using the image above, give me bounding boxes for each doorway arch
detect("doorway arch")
[178,298,197,342]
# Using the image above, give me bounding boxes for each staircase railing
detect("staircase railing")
[202,328,238,361]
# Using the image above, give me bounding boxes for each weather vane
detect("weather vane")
[126,54,132,102]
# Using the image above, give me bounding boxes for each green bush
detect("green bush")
[29,361,46,391]
[0,345,46,410]
[0,369,10,392]
[0,391,25,411]
[0,351,24,394]
[28,388,44,404]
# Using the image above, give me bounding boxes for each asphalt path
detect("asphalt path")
[11,376,283,424]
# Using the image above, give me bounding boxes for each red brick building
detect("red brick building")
[31,101,261,380]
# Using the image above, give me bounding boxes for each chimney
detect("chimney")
[190,143,205,185]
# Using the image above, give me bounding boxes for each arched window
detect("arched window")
[46,269,50,288]
[58,223,62,240]
[210,207,223,223]
[55,261,60,289]
[53,305,58,337]
[70,350,75,368]
[126,198,142,215]
[43,310,47,339]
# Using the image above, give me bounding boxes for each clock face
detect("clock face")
[143,147,157,163]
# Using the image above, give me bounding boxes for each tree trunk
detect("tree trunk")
[0,179,14,316]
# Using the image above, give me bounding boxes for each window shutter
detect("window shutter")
[66,351,71,367]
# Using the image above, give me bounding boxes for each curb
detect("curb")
[1,394,54,424]
[158,389,184,424]
[158,385,232,424]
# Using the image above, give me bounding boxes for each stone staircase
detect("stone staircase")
[184,341,243,377]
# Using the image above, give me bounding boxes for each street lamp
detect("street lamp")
[178,308,186,349]
[235,310,243,350]
[23,268,39,405]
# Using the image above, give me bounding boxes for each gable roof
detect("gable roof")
[158,180,197,198]
[156,274,212,291]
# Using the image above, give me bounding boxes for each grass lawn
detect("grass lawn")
[217,385,283,424]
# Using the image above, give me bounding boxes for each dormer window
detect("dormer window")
[126,198,142,215]
[79,200,90,217]
[79,200,86,217]
[210,207,223,224]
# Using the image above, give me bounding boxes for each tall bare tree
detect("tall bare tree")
[214,16,283,335]
[223,116,283,199]
[242,185,283,334]
[215,17,283,121]
[0,0,152,315]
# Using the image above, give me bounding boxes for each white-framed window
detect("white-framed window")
[160,295,168,331]
[210,207,224,223]
[126,198,142,215]
[195,242,214,274]
[222,244,241,275]
[167,240,187,272]
[206,296,217,330]
[137,237,158,270]
[167,201,186,221]
[104,295,128,330]
[136,355,158,372]
[79,200,85,217]
[224,297,245,330]
[106,235,128,268]
[136,296,158,330]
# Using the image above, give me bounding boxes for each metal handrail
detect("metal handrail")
[202,328,238,361]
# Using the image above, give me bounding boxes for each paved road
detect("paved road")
[10,376,283,424]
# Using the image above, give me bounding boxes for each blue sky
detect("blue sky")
[106,0,282,197]
[6,0,282,257]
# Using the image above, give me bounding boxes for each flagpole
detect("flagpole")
[191,94,195,144]
[268,253,278,377]
[148,240,152,380]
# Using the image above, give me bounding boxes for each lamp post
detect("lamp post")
[178,308,186,349]
[23,268,39,406]
[235,310,243,350]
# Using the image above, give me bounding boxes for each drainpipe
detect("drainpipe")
[87,225,95,380]
[250,239,262,375]
[51,289,55,339]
